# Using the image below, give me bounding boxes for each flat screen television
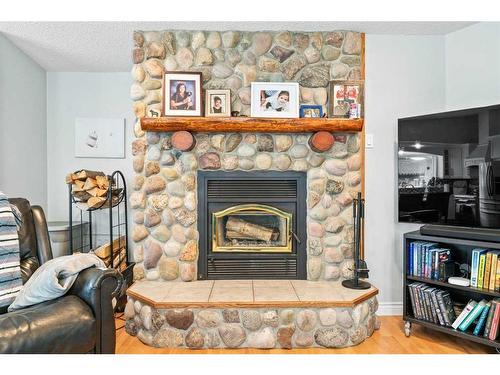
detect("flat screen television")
[398,104,500,228]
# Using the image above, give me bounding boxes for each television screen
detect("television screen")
[398,104,500,228]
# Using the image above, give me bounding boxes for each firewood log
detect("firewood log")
[226,229,279,241]
[225,217,276,242]
[112,248,127,268]
[96,175,109,189]
[72,191,92,201]
[87,187,108,197]
[72,181,85,194]
[93,236,126,260]
[75,169,106,180]
[87,196,106,209]
[83,178,98,191]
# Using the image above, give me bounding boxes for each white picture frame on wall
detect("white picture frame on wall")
[250,82,300,118]
[74,118,125,158]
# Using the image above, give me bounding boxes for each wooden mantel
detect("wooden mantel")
[140,116,364,133]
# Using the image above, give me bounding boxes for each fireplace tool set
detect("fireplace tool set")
[342,192,371,290]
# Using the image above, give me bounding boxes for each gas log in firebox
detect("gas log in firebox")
[197,171,307,280]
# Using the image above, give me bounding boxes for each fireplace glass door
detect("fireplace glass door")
[212,204,292,253]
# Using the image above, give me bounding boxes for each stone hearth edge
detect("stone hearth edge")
[124,294,379,349]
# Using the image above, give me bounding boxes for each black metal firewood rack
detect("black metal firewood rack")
[68,170,134,310]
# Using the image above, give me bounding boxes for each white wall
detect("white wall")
[445,22,500,110]
[46,72,134,224]
[364,35,446,313]
[0,33,47,207]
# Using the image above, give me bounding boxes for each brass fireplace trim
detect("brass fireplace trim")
[212,204,292,253]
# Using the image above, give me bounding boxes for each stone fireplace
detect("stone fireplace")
[130,29,364,283]
[126,29,378,350]
[197,170,307,280]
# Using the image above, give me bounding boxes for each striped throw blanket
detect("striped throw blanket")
[0,193,23,309]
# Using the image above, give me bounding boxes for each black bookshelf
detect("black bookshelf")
[403,230,500,351]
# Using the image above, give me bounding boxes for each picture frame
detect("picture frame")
[300,105,324,118]
[74,118,125,158]
[250,82,299,118]
[162,71,203,117]
[328,80,364,119]
[205,89,231,117]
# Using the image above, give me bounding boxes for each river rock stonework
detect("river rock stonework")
[130,29,363,283]
[131,131,360,282]
[125,296,379,349]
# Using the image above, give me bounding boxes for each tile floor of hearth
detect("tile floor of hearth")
[127,279,378,308]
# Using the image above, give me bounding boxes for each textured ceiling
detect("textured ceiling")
[0,21,475,72]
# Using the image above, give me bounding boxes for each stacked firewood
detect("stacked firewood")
[225,216,279,242]
[65,169,120,210]
[93,235,127,271]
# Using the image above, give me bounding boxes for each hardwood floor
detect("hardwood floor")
[115,315,496,354]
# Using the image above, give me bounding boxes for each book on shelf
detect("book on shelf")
[489,299,500,341]
[483,299,497,338]
[440,290,456,326]
[471,249,488,288]
[484,252,492,290]
[473,302,491,336]
[489,252,500,291]
[496,258,500,292]
[478,254,487,288]
[452,300,478,329]
[458,299,487,332]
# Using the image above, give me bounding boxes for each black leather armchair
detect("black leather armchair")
[0,198,123,354]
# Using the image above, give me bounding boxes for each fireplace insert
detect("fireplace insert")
[197,171,307,279]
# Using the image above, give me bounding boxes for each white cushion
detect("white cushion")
[8,253,105,312]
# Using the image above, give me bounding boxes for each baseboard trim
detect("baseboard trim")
[377,302,403,316]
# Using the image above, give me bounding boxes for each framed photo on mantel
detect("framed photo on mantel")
[250,82,299,118]
[328,80,364,119]
[162,71,203,117]
[205,89,231,117]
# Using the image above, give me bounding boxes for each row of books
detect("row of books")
[408,241,452,281]
[408,242,500,292]
[407,282,456,326]
[452,298,500,340]
[470,249,500,291]
[408,282,500,340]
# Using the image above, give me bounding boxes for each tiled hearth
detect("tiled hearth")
[124,280,379,349]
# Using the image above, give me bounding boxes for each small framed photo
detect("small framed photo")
[205,89,231,117]
[250,82,299,118]
[300,105,323,118]
[328,80,364,119]
[162,71,203,117]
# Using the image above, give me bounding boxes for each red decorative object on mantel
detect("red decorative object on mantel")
[308,131,335,153]
[171,131,196,151]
